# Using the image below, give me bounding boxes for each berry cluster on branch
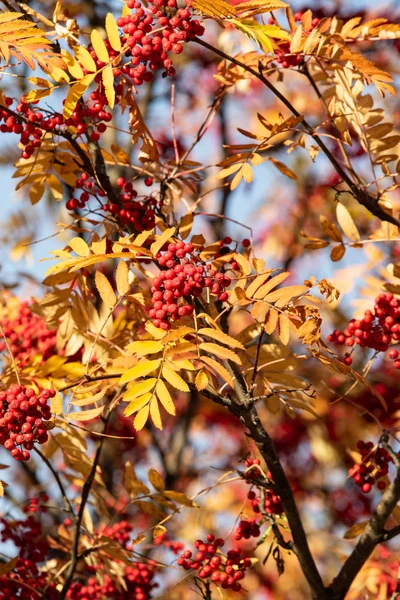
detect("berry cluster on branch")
[0,385,54,461]
[348,440,395,494]
[178,534,252,591]
[146,241,232,330]
[0,301,57,366]
[328,293,400,367]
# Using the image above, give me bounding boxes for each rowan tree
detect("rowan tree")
[0,0,400,598]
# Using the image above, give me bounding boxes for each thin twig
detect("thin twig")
[34,447,74,515]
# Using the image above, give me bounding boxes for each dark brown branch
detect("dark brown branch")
[199,314,327,597]
[238,405,326,598]
[192,37,400,228]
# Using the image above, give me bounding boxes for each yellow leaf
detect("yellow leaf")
[126,340,164,356]
[71,406,104,421]
[201,355,234,387]
[251,301,269,321]
[216,163,242,179]
[162,326,196,344]
[124,392,153,416]
[197,327,244,349]
[120,359,162,384]
[95,271,117,308]
[23,86,53,104]
[134,404,150,431]
[145,321,167,339]
[91,239,107,254]
[264,284,308,306]
[91,29,109,63]
[47,174,63,201]
[62,51,84,79]
[163,490,195,507]
[116,260,130,296]
[264,307,279,334]
[343,521,368,539]
[253,271,290,299]
[110,143,130,164]
[0,480,3,497]
[131,533,146,545]
[336,203,360,242]
[246,271,271,297]
[124,461,150,496]
[278,314,290,345]
[148,468,165,491]
[155,379,176,415]
[267,157,297,179]
[150,227,176,257]
[232,252,251,275]
[102,63,115,108]
[173,359,196,371]
[106,13,121,51]
[123,379,157,402]
[150,396,162,429]
[199,342,241,365]
[195,369,209,391]
[63,74,95,119]
[153,525,167,538]
[69,237,90,257]
[51,391,63,416]
[75,45,97,72]
[179,212,194,240]
[162,364,189,392]
[29,179,45,205]
[242,162,253,183]
[290,23,303,52]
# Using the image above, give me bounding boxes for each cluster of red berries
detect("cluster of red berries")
[177,534,252,591]
[244,458,283,516]
[328,293,400,367]
[67,564,158,600]
[348,440,394,494]
[154,531,185,554]
[146,241,232,329]
[329,488,371,526]
[293,11,321,27]
[102,520,133,548]
[116,0,204,83]
[0,1,204,161]
[234,518,261,541]
[0,301,57,366]
[0,94,111,162]
[268,12,320,69]
[0,97,58,160]
[66,172,158,231]
[0,515,58,599]
[274,42,302,68]
[23,493,49,514]
[0,385,54,461]
[68,519,158,600]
